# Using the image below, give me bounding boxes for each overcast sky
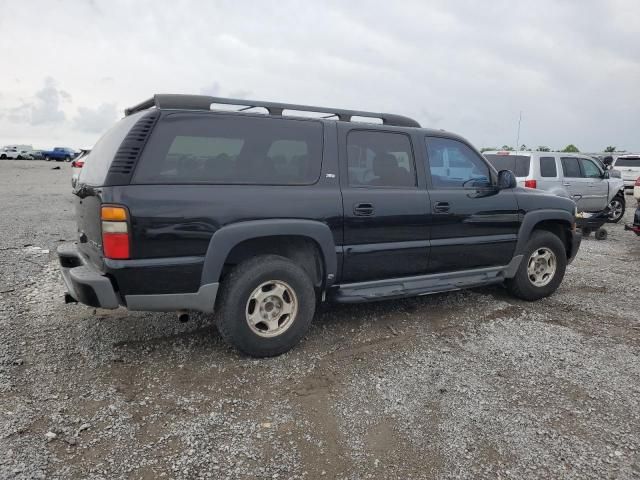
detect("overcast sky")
[1,0,638,152]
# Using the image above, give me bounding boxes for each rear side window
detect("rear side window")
[484,154,531,177]
[615,158,640,167]
[347,130,416,188]
[561,157,581,178]
[134,113,323,185]
[79,112,145,186]
[540,156,557,177]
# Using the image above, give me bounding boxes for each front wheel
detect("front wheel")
[607,195,625,223]
[215,255,316,357]
[506,230,567,301]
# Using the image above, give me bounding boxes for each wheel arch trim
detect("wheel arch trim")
[200,219,337,287]
[515,209,575,257]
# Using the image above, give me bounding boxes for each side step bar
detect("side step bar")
[329,256,522,303]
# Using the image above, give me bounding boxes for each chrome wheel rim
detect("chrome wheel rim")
[609,200,623,220]
[246,280,297,338]
[527,247,556,287]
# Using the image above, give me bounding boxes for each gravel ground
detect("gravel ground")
[1,159,639,479]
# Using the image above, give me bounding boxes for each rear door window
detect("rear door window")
[483,154,531,177]
[539,156,557,177]
[561,157,582,178]
[134,113,323,185]
[346,130,416,188]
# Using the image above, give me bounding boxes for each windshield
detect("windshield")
[484,154,531,177]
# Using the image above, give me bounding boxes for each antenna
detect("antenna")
[515,111,523,153]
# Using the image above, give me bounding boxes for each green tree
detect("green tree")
[604,146,616,153]
[480,147,496,153]
[500,145,514,151]
[520,144,528,150]
[536,146,551,152]
[562,144,580,153]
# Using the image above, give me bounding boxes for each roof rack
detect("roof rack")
[124,94,420,128]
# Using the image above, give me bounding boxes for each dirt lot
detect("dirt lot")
[1,160,639,479]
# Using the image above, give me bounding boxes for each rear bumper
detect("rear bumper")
[568,231,582,264]
[57,243,218,312]
[57,244,120,309]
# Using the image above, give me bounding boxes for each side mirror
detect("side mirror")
[497,169,517,189]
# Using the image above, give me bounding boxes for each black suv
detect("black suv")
[59,94,581,357]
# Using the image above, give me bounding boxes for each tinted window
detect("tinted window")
[79,111,145,186]
[561,157,581,178]
[426,137,491,188]
[484,154,530,177]
[579,158,602,178]
[615,158,640,167]
[347,130,416,187]
[540,156,557,177]
[134,114,323,185]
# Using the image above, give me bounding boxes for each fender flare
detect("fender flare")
[200,219,338,286]
[514,209,575,257]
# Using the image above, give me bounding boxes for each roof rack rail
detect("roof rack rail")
[124,94,420,128]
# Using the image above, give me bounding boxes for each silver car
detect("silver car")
[484,151,626,222]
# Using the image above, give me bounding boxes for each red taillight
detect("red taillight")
[635,177,640,187]
[102,233,130,259]
[101,205,130,259]
[524,179,537,189]
[72,160,84,168]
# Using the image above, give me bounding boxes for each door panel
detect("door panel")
[424,136,520,272]
[561,157,607,212]
[578,157,608,211]
[340,127,429,283]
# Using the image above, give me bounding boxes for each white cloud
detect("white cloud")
[0,0,638,151]
[73,103,118,133]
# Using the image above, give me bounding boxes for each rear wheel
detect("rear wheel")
[506,230,567,301]
[607,195,625,223]
[0,154,6,159]
[215,255,316,357]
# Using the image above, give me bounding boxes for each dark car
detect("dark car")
[58,94,581,357]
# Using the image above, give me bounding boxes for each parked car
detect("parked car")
[484,150,626,223]
[634,176,640,202]
[58,94,581,357]
[42,147,77,162]
[71,149,91,188]
[0,147,31,159]
[612,155,640,194]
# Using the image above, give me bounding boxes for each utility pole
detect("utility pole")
[515,111,522,153]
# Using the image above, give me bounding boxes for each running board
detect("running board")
[329,256,522,303]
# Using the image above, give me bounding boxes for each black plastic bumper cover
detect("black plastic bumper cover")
[57,244,119,309]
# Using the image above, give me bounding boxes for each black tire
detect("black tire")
[0,154,6,159]
[65,155,71,162]
[215,255,316,357]
[17,155,23,160]
[506,230,567,301]
[581,227,592,237]
[595,228,608,240]
[606,195,625,223]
